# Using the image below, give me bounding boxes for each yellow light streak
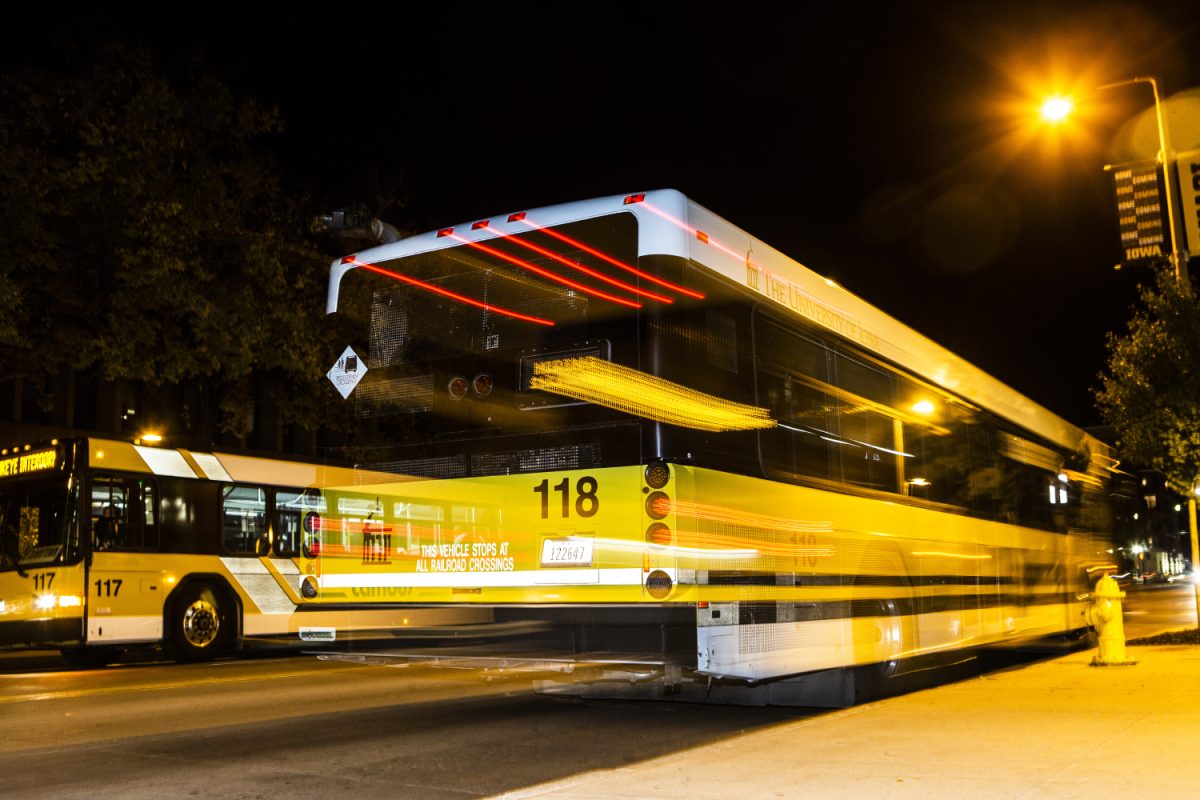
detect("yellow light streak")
[530,356,776,432]
[911,551,993,560]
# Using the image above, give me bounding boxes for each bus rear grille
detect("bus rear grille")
[355,375,435,417]
[471,444,602,476]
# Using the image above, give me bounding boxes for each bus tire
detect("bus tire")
[854,596,911,701]
[164,581,235,662]
[60,646,125,669]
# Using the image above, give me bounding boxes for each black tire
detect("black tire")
[854,597,910,701]
[60,646,125,669]
[164,582,235,662]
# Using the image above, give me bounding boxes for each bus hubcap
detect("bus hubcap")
[182,600,219,647]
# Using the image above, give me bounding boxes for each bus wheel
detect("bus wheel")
[854,597,909,701]
[166,582,234,662]
[60,646,124,669]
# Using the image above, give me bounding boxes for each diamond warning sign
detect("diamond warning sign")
[327,346,367,399]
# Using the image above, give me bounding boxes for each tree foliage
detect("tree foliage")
[0,42,330,442]
[1096,268,1200,492]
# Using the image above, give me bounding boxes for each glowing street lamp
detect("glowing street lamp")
[1039,96,1074,124]
[1042,77,1188,287]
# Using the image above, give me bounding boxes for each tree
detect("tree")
[1096,268,1200,493]
[1097,266,1200,631]
[0,42,332,446]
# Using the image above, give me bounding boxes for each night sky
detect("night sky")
[7,2,1200,429]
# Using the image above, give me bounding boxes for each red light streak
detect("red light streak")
[448,233,642,309]
[515,217,706,300]
[350,259,555,326]
[488,230,673,304]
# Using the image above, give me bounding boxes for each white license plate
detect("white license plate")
[540,537,594,568]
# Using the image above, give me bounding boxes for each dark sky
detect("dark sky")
[8,2,1200,428]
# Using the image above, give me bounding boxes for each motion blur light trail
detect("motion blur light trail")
[530,356,776,432]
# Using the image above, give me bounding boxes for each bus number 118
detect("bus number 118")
[534,476,599,519]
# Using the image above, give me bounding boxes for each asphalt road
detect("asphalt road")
[1122,582,1199,638]
[0,584,1192,799]
[0,654,808,800]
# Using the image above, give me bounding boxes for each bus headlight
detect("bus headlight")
[58,595,83,608]
[34,594,57,611]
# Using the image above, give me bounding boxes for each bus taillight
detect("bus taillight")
[645,491,672,520]
[644,460,670,489]
[646,522,673,546]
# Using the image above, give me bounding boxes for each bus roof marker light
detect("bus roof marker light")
[471,220,490,230]
[508,212,527,222]
[436,228,454,238]
[623,193,646,204]
[696,230,709,244]
[341,255,357,264]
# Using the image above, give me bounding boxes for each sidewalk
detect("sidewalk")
[495,644,1200,799]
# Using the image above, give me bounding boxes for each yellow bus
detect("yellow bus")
[307,189,1115,704]
[0,437,485,667]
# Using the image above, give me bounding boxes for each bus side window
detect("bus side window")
[90,475,157,551]
[273,489,303,557]
[128,479,157,550]
[90,475,127,552]
[222,485,268,556]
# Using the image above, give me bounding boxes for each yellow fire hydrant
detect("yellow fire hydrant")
[1084,574,1136,666]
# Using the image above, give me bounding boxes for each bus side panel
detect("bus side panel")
[686,467,1078,681]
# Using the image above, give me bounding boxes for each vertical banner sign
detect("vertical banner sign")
[1178,149,1200,258]
[1110,160,1167,266]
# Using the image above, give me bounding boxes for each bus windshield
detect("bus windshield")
[0,478,72,571]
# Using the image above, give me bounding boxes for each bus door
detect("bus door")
[85,473,160,645]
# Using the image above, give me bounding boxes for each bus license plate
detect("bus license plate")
[540,537,594,568]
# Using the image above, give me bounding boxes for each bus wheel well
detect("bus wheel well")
[162,575,242,661]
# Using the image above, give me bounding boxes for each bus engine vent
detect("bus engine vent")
[354,374,435,417]
[470,444,602,476]
[358,455,468,480]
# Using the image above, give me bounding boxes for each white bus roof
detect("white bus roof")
[328,189,1094,455]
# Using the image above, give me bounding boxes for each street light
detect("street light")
[1039,96,1074,124]
[1038,76,1189,288]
